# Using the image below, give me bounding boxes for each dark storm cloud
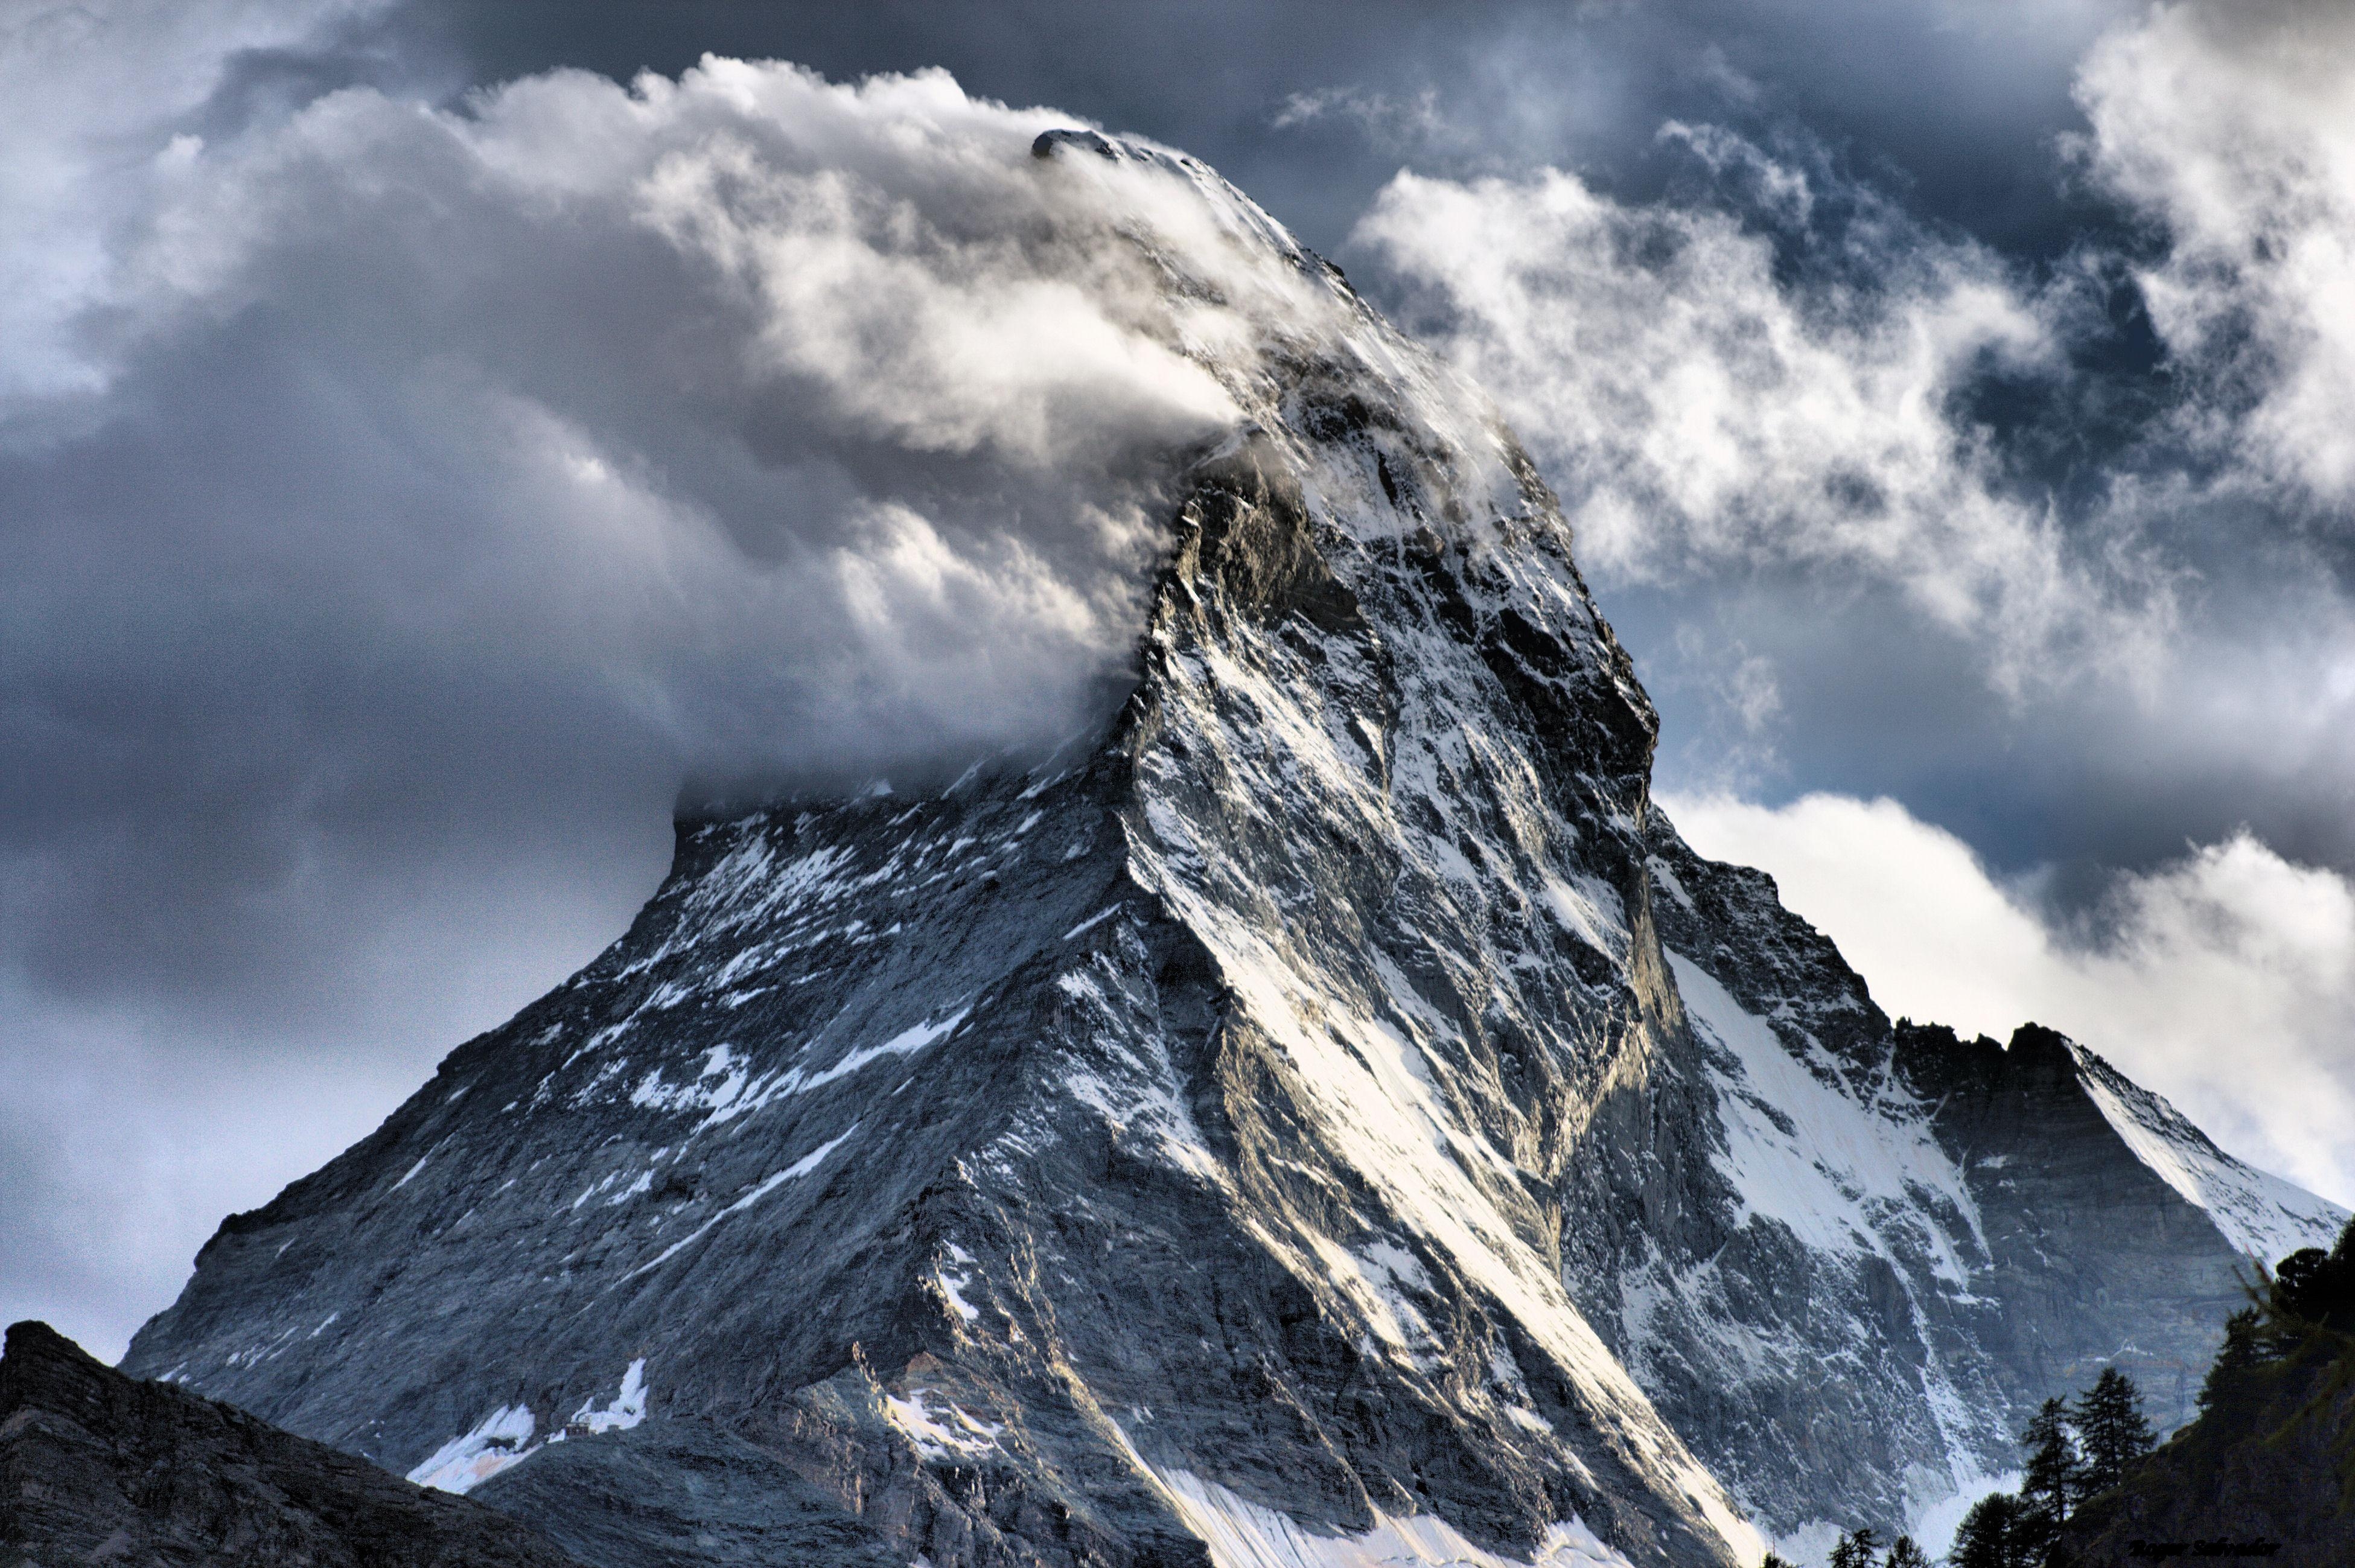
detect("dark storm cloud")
[0,19,1334,1354]
[377,0,2140,257]
[5,49,1266,1005]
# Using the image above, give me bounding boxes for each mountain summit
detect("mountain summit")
[123,131,2342,1568]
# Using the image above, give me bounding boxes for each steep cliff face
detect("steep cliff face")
[118,130,2342,1568]
[1893,1022,2332,1431]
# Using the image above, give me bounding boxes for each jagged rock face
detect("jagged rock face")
[1624,832,2344,1554]
[1895,1022,2314,1430]
[120,131,2344,1568]
[0,1320,586,1568]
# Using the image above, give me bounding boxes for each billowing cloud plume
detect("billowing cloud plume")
[1665,791,2355,1209]
[1340,0,2355,881]
[1,27,1377,1355]
[1346,138,2176,694]
[2,49,1360,1006]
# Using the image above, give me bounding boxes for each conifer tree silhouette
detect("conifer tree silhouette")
[2019,1395,2080,1520]
[2072,1367,2155,1494]
[1952,1491,2030,1568]
[1827,1526,1881,1568]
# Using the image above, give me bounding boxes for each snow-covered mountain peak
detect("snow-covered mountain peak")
[120,123,2345,1568]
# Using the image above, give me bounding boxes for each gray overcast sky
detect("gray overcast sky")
[7,0,2354,1360]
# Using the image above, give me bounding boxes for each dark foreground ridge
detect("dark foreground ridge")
[0,1319,588,1568]
[2056,1226,2355,1567]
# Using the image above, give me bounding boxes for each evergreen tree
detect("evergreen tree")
[2018,1395,2081,1522]
[1952,1491,2028,1568]
[2198,1306,2265,1410]
[1827,1526,1881,1568]
[1884,1535,1930,1568]
[2072,1367,2156,1493]
[1760,1555,1797,1568]
[2270,1216,2355,1331]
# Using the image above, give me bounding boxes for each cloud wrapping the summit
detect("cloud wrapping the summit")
[1,37,1365,1354]
[4,53,1316,1002]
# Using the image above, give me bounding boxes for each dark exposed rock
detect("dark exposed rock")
[1620,827,2343,1549]
[1033,128,1118,161]
[1892,1022,2263,1427]
[0,1319,588,1567]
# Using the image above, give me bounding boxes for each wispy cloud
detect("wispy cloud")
[1272,84,1453,151]
[2071,0,2355,510]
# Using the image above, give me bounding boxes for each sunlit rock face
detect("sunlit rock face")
[123,130,2340,1568]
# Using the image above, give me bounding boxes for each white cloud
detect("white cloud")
[4,53,1375,832]
[1663,790,2355,1208]
[1346,145,2175,694]
[1272,85,1453,150]
[2073,0,2355,511]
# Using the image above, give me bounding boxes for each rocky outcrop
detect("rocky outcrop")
[1604,828,2342,1554]
[0,1319,587,1567]
[1894,1023,2272,1430]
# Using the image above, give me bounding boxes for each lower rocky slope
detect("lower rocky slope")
[2059,1332,2354,1567]
[2058,1226,2355,1567]
[1616,829,2342,1557]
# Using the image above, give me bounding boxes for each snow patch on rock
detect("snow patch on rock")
[407,1403,538,1495]
[1672,952,1981,1282]
[1147,1466,1640,1568]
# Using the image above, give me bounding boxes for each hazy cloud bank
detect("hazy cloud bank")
[1346,0,2355,852]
